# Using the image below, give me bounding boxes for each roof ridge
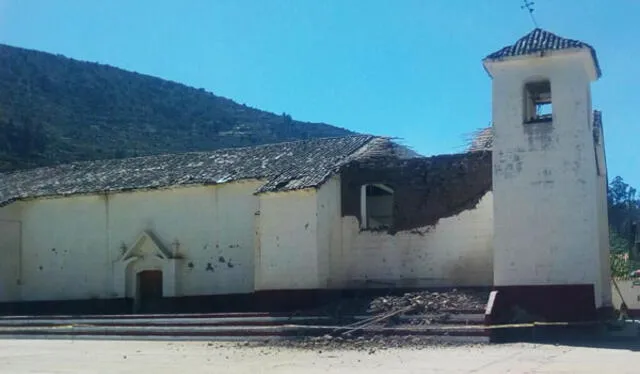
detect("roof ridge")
[0,134,387,206]
[0,134,377,176]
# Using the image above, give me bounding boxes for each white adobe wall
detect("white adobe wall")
[107,181,260,298]
[255,188,321,290]
[595,127,613,307]
[1,181,261,302]
[256,177,494,290]
[316,176,343,288]
[597,169,613,306]
[0,203,23,301]
[490,52,605,307]
[340,192,494,288]
[19,195,109,300]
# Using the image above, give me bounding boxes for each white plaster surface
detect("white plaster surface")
[0,177,497,302]
[255,188,320,290]
[341,192,494,287]
[0,181,261,302]
[20,195,109,300]
[489,51,608,307]
[0,202,22,301]
[0,220,20,301]
[316,177,343,288]
[595,125,613,307]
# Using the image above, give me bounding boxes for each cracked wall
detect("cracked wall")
[0,181,261,302]
[255,188,322,290]
[490,55,607,307]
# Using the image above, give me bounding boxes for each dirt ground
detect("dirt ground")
[1,338,639,373]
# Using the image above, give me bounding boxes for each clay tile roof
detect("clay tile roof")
[484,28,601,78]
[0,135,416,206]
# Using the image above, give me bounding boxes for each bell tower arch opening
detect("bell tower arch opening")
[523,79,552,123]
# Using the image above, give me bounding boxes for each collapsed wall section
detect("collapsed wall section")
[340,151,492,233]
[338,151,494,288]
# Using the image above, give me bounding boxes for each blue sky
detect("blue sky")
[0,0,637,187]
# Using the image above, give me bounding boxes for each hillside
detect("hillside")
[0,44,355,171]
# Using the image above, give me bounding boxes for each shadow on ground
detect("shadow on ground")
[494,323,640,352]
[524,337,640,352]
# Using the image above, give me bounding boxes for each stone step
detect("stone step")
[0,312,291,320]
[0,333,491,344]
[0,313,486,328]
[0,323,488,338]
[0,315,332,327]
[365,313,486,325]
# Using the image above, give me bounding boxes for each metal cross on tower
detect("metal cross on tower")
[521,0,539,28]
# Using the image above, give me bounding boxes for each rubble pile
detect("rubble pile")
[368,289,488,315]
[262,288,491,350]
[309,289,488,319]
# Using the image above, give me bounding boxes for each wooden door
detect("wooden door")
[136,270,163,313]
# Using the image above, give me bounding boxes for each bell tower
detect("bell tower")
[483,29,611,320]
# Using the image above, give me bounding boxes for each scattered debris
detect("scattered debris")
[243,335,488,352]
[257,288,490,351]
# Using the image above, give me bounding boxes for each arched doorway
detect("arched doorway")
[113,230,182,314]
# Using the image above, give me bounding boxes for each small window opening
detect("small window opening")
[524,81,552,123]
[360,184,393,229]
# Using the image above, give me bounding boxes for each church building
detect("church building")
[0,29,612,319]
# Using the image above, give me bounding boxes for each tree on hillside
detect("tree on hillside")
[608,176,640,245]
[607,176,640,277]
[610,228,632,278]
[0,114,48,169]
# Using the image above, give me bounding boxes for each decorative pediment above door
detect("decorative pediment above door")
[118,230,178,261]
[113,230,182,301]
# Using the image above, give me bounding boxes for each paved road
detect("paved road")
[0,339,639,373]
